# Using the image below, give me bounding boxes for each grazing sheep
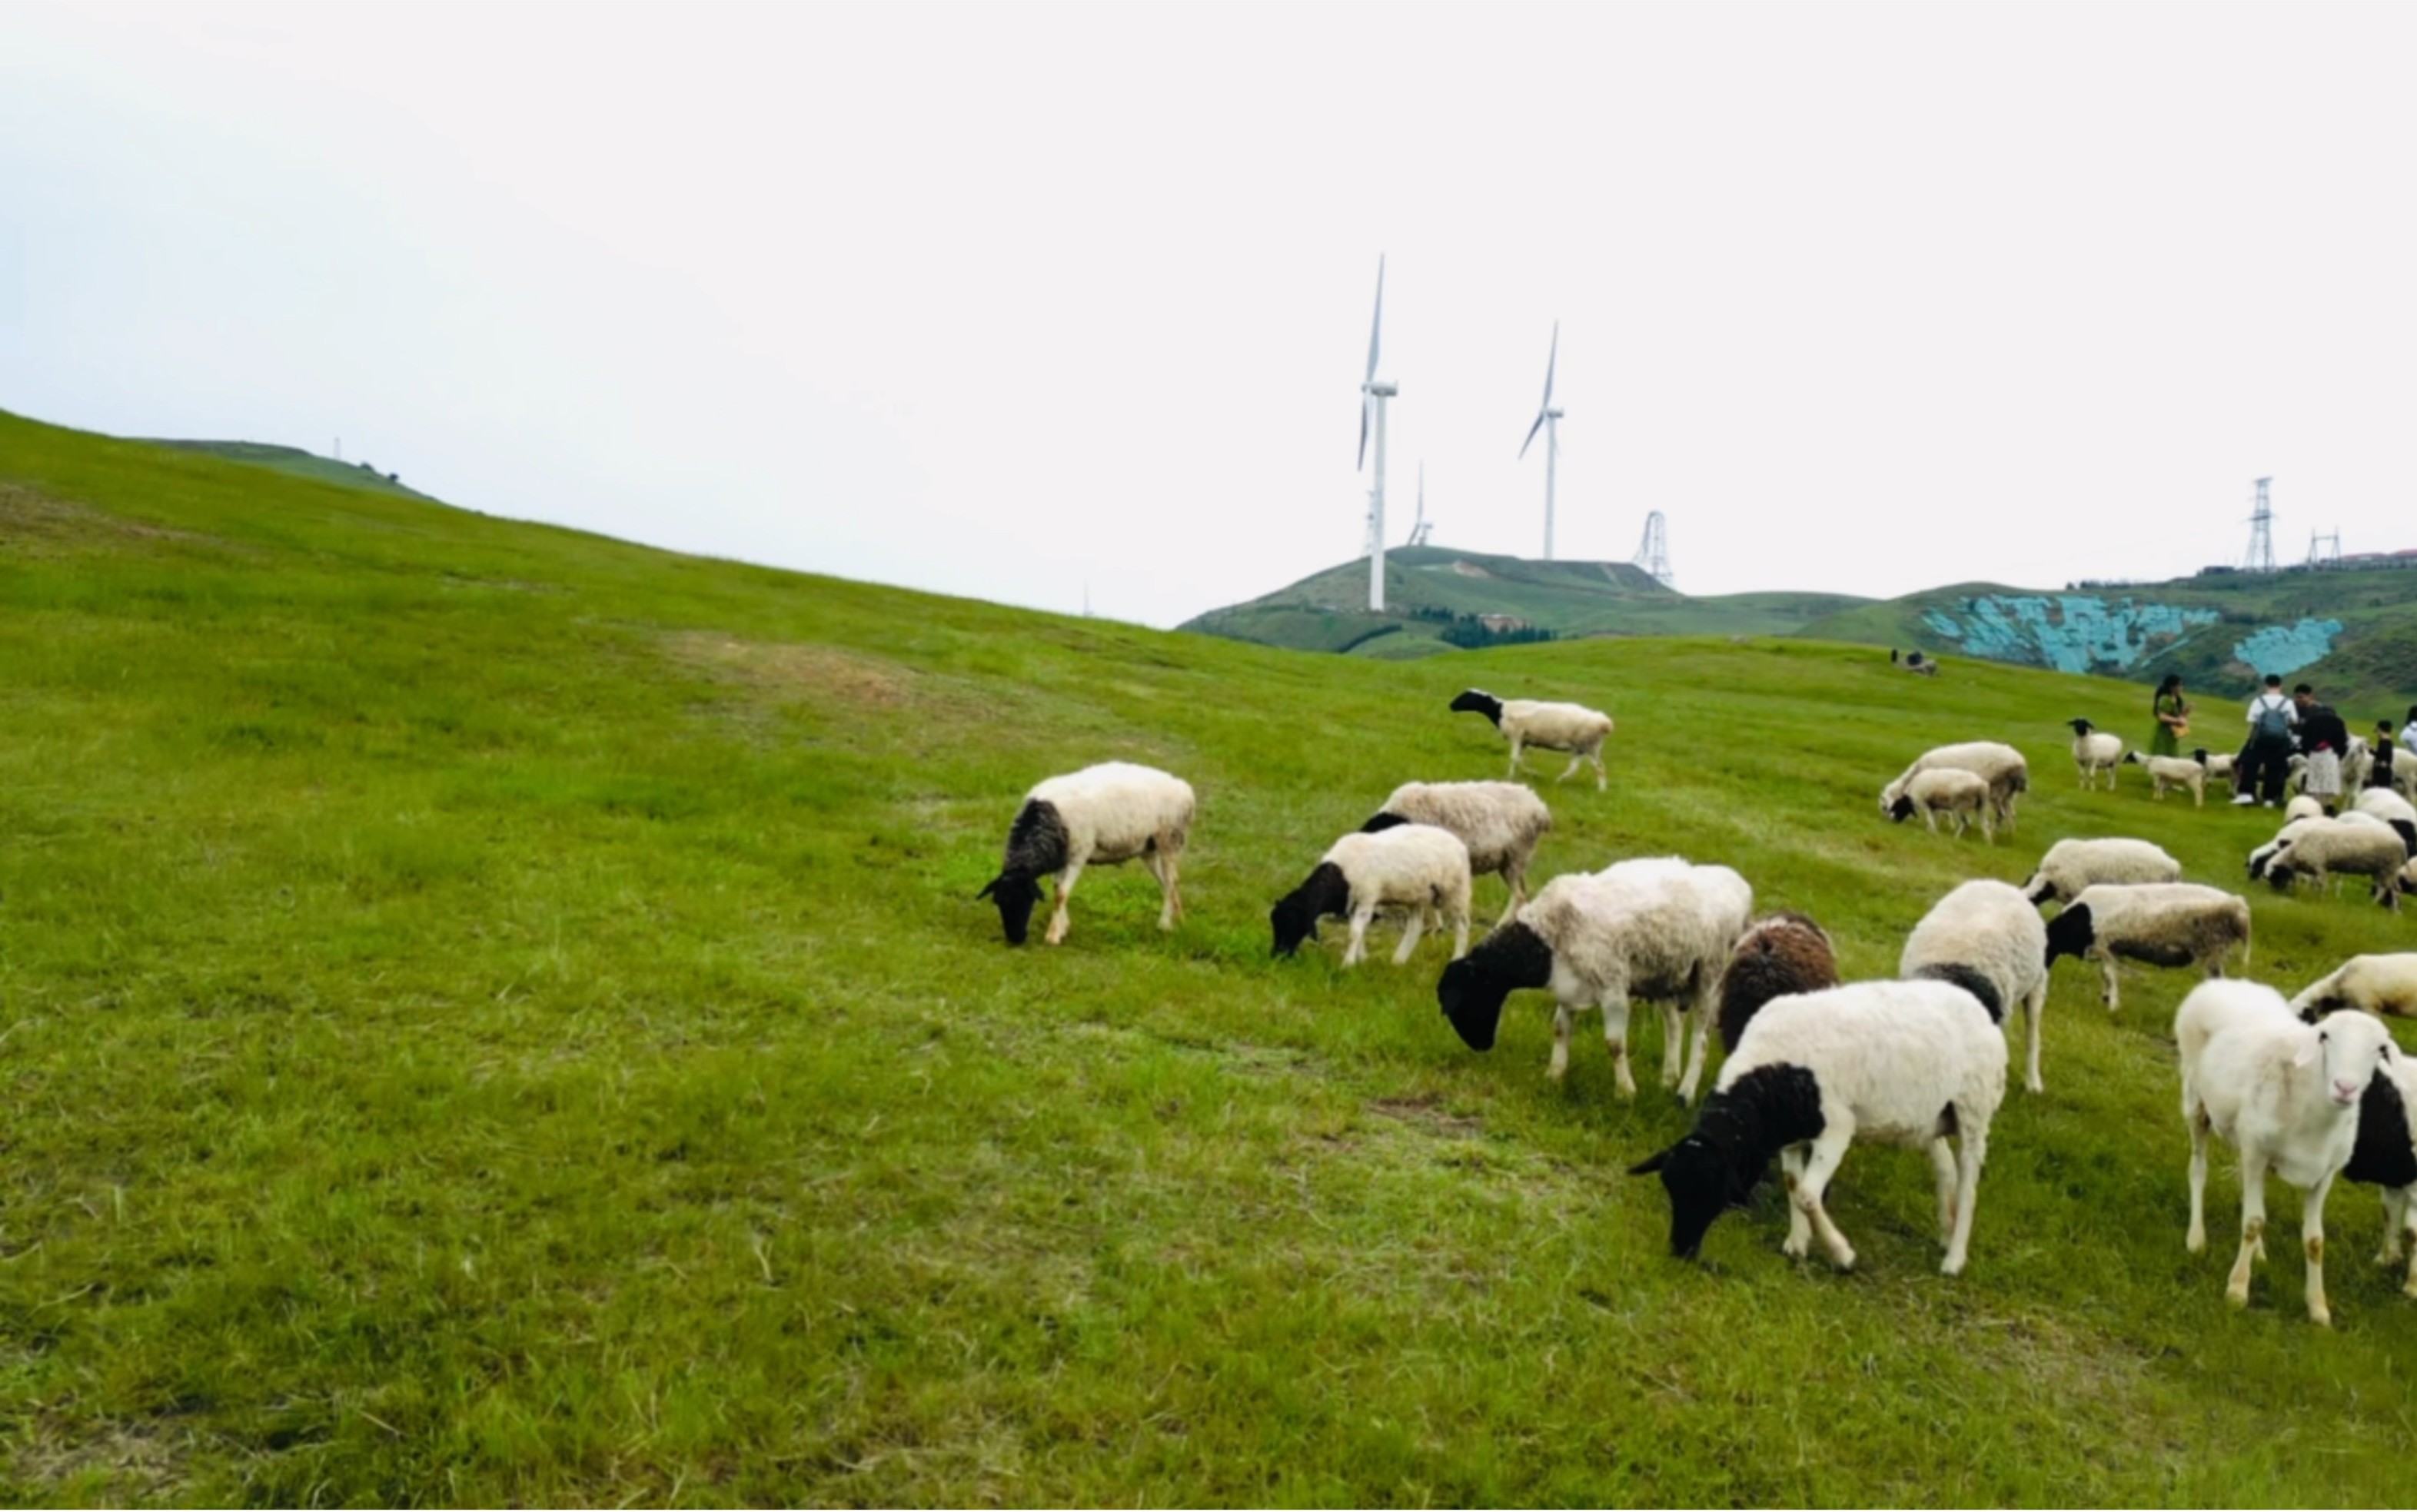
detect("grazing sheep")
[2123,749,2207,807]
[2283,795,2326,823]
[1901,879,2052,1094]
[2351,787,2417,856]
[2290,954,2417,1022]
[1628,979,2009,1276]
[1448,690,1613,789]
[2021,837,2182,906]
[1270,825,1473,966]
[2263,819,2407,909]
[2044,882,2252,1011]
[1436,856,1752,1102]
[979,762,1195,946]
[1887,767,1994,841]
[1361,780,1551,924]
[2176,981,2401,1324]
[1879,741,2030,836]
[1717,912,1840,1055]
[2068,719,2123,789]
[2192,747,2238,785]
[2339,1058,2417,1298]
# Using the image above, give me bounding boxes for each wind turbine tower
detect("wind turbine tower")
[2242,476,2276,573]
[1358,256,1396,612]
[1633,510,1674,587]
[1518,322,1563,559]
[1408,463,1434,547]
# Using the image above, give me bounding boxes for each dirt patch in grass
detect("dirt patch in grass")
[1367,1092,1483,1137]
[0,483,226,557]
[10,1415,194,1500]
[663,632,921,708]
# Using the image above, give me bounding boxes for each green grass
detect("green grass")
[4,405,2416,1504]
[137,440,440,502]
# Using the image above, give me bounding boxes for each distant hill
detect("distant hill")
[1189,548,2417,714]
[1179,544,1873,659]
[141,440,441,502]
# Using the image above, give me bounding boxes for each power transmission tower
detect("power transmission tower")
[1632,510,1674,587]
[2242,477,2276,573]
[2306,529,2341,569]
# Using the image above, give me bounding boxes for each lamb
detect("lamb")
[1436,856,1752,1102]
[1886,767,1994,842]
[1448,690,1613,789]
[1901,879,2053,1094]
[1361,780,1551,924]
[2020,837,2182,906]
[1269,824,1473,966]
[2067,719,2123,789]
[2122,749,2207,807]
[2262,819,2407,909]
[978,762,1195,946]
[1878,741,2029,836]
[2176,980,2400,1324]
[1717,912,1839,1055]
[2290,954,2417,1022]
[2192,747,2238,785]
[1628,979,2009,1276]
[2043,882,2252,1011]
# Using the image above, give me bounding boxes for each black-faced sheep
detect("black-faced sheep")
[1879,741,2029,836]
[1901,879,2051,1094]
[1270,824,1473,966]
[2123,749,2208,807]
[2290,954,2417,1022]
[979,762,1195,945]
[2043,882,2252,1012]
[2068,719,2123,789]
[1887,767,1994,842]
[2021,837,2182,906]
[1361,780,1551,924]
[1448,690,1613,790]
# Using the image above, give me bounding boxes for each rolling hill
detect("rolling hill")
[3,405,2415,1502]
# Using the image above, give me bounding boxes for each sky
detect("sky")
[6,3,2416,629]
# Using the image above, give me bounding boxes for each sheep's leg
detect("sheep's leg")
[2227,1148,2270,1308]
[1044,860,1085,945]
[1979,802,1995,845]
[1389,906,1427,965]
[2186,1102,2212,1253]
[1656,999,1687,1090]
[1780,1146,1814,1259]
[1497,862,1527,926]
[1942,1118,1988,1276]
[1791,1133,1858,1271]
[2098,953,2121,1012]
[1930,1139,1959,1245]
[1343,903,1375,967]
[1589,746,1607,792]
[1448,900,1470,962]
[1676,978,1719,1105]
[1506,733,1527,778]
[1549,1004,1574,1081]
[2020,980,2046,1095]
[1598,995,1637,1098]
[2302,1171,2336,1327]
[2191,777,2204,809]
[1152,835,1183,928]
[2380,1185,2412,1268]
[1557,751,1587,785]
[1920,802,1939,835]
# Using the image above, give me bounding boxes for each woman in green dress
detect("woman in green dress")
[2151,673,2191,758]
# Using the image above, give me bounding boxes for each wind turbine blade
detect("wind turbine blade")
[1365,254,1385,385]
[1541,320,1558,409]
[1358,396,1371,470]
[1519,409,1546,459]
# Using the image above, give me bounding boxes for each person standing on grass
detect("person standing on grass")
[2294,683,2349,814]
[2402,705,2417,755]
[2150,673,2191,759]
[2236,674,2298,807]
[2369,720,2399,792]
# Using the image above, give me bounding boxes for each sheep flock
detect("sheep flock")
[966,683,2417,1324]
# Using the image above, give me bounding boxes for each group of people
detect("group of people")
[2149,671,2417,810]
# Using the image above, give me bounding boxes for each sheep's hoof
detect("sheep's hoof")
[2309,1306,2332,1328]
[1940,1254,1967,1278]
[1832,1248,1858,1273]
[2225,1284,2250,1308]
[2187,1231,2206,1254]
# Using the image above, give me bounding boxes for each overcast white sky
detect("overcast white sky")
[6,3,2415,626]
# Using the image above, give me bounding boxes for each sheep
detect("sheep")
[2192,747,2238,785]
[1886,767,1994,842]
[1717,912,1839,1055]
[978,762,1195,946]
[1901,879,2052,1095]
[1878,741,2030,836]
[2123,749,2207,807]
[2339,1057,2417,1298]
[2043,882,2252,1011]
[2068,719,2123,789]
[2020,837,2182,907]
[2351,786,2417,856]
[1270,824,1473,966]
[2176,981,2401,1324]
[2290,954,2417,1022]
[1436,856,1752,1102]
[1448,690,1614,789]
[1627,979,2009,1276]
[2283,794,2326,822]
[2264,820,2408,909]
[1361,780,1551,924]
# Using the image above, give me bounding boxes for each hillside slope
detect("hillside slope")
[3,406,2415,1503]
[139,438,442,501]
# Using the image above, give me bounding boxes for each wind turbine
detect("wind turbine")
[1518,321,1562,560]
[1358,255,1396,612]
[1408,462,1434,547]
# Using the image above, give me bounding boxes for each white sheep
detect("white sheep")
[2122,749,2207,807]
[1449,690,1614,789]
[1879,741,2030,836]
[2176,981,2401,1324]
[1269,824,1473,966]
[2283,794,2326,822]
[2067,718,2123,789]
[2191,747,2238,785]
[2020,837,2182,906]
[979,762,1195,946]
[1900,879,2052,1094]
[2043,882,2252,1011]
[2290,954,2417,1022]
[2263,819,2408,909]
[1361,780,1551,924]
[1436,856,1751,1102]
[1885,766,1994,842]
[1629,979,2009,1276]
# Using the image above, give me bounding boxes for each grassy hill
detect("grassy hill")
[5,405,2417,1503]
[1181,544,1873,657]
[139,439,441,502]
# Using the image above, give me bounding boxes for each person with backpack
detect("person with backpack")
[2235,674,2298,807]
[2292,683,2349,813]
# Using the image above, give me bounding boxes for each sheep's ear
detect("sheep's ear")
[2293,1035,2321,1069]
[976,879,999,901]
[1627,1147,1673,1176]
